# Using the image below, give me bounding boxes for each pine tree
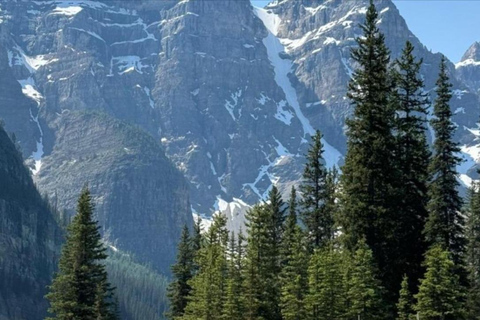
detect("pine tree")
[396,275,414,320]
[339,0,399,302]
[306,245,346,320]
[300,130,330,249]
[414,245,465,320]
[182,214,229,320]
[465,180,480,319]
[346,240,386,320]
[425,57,465,267]
[46,187,117,320]
[392,41,431,292]
[167,225,194,319]
[280,212,308,320]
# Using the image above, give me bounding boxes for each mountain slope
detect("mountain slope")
[0,123,62,320]
[35,111,192,272]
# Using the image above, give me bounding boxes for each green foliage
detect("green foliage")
[391,41,430,292]
[306,245,346,320]
[346,239,386,320]
[45,187,117,320]
[167,226,194,319]
[414,245,466,320]
[339,0,402,304]
[300,130,331,249]
[221,232,246,320]
[280,208,308,320]
[465,181,480,319]
[425,57,465,266]
[243,189,284,320]
[105,250,170,320]
[182,214,229,320]
[396,275,414,320]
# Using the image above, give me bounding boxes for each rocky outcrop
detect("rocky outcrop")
[456,42,480,94]
[35,111,192,272]
[0,124,62,320]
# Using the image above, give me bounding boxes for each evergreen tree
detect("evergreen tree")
[306,245,346,320]
[243,198,283,320]
[392,41,431,291]
[414,245,465,320]
[425,57,465,267]
[396,275,414,320]
[465,180,480,319]
[280,212,308,320]
[167,225,194,319]
[339,0,399,301]
[282,186,298,266]
[300,130,330,249]
[222,232,245,320]
[46,187,117,320]
[182,214,229,320]
[346,240,386,320]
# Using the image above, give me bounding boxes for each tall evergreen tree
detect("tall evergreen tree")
[280,205,308,320]
[244,193,283,320]
[182,214,229,320]
[339,0,399,301]
[167,226,194,319]
[282,186,298,266]
[300,130,330,249]
[306,245,346,320]
[465,180,480,319]
[414,245,465,320]
[425,57,465,267]
[222,232,245,320]
[346,239,386,320]
[392,41,431,292]
[46,187,117,320]
[396,275,414,320]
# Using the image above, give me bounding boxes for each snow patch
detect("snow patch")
[254,7,342,169]
[224,90,242,121]
[274,100,294,125]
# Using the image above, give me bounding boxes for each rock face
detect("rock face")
[0,0,479,237]
[0,124,62,320]
[35,111,192,272]
[457,42,480,94]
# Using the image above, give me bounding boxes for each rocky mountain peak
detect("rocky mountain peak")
[460,41,480,63]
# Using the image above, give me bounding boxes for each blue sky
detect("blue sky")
[250,0,480,63]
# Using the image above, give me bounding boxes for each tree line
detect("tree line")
[167,2,480,319]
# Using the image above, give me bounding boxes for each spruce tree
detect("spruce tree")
[396,275,414,320]
[282,186,298,266]
[465,181,480,319]
[306,245,346,320]
[182,214,229,320]
[244,197,283,320]
[222,232,245,320]
[280,210,308,320]
[346,240,386,320]
[300,130,330,249]
[414,245,465,320]
[339,0,399,301]
[425,57,465,267]
[46,187,117,320]
[392,41,430,291]
[167,225,194,319]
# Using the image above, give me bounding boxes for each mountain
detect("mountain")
[0,0,479,241]
[0,123,62,320]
